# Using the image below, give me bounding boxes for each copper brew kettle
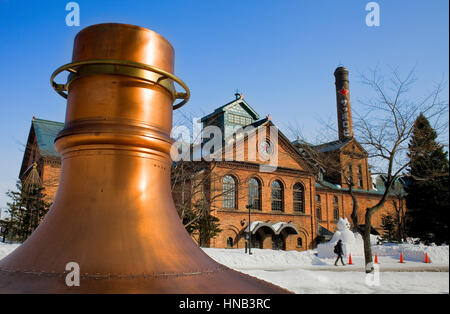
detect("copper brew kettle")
[0,23,290,294]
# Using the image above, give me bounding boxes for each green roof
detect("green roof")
[315,177,407,196]
[200,95,260,122]
[33,118,64,157]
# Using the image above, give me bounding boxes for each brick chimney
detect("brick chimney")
[334,66,354,140]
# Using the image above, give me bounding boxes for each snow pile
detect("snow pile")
[316,221,448,263]
[317,218,379,258]
[372,243,449,264]
[202,248,327,269]
[315,220,448,263]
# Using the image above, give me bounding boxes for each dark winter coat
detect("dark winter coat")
[334,241,343,256]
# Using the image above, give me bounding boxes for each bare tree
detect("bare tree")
[171,158,251,246]
[170,110,247,246]
[353,66,447,272]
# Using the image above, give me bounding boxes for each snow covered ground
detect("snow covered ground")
[238,268,448,294]
[0,242,448,294]
[202,244,449,270]
[0,242,20,260]
[203,247,448,294]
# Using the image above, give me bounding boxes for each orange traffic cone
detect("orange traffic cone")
[374,254,379,264]
[399,252,405,263]
[348,254,353,265]
[424,253,431,263]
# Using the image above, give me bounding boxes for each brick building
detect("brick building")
[173,66,402,251]
[18,66,403,251]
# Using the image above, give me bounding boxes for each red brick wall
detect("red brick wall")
[41,161,61,203]
[208,161,397,251]
[316,188,397,234]
[208,163,315,251]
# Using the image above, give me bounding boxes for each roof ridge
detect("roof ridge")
[31,118,65,158]
[200,96,260,122]
[33,117,65,126]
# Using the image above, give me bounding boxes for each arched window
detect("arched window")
[293,182,305,213]
[357,165,364,187]
[223,175,237,209]
[333,196,339,220]
[271,180,284,211]
[297,237,303,247]
[226,237,233,249]
[248,178,261,210]
[316,194,322,220]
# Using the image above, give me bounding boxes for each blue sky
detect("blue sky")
[0,0,448,212]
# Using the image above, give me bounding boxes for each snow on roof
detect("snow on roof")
[272,222,285,233]
[245,221,299,235]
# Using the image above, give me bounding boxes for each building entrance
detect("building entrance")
[272,234,285,250]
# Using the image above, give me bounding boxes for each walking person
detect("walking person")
[334,239,345,266]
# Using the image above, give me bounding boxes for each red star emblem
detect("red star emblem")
[338,87,349,96]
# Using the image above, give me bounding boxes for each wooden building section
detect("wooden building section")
[19,118,64,202]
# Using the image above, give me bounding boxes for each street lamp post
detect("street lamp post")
[246,204,252,255]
